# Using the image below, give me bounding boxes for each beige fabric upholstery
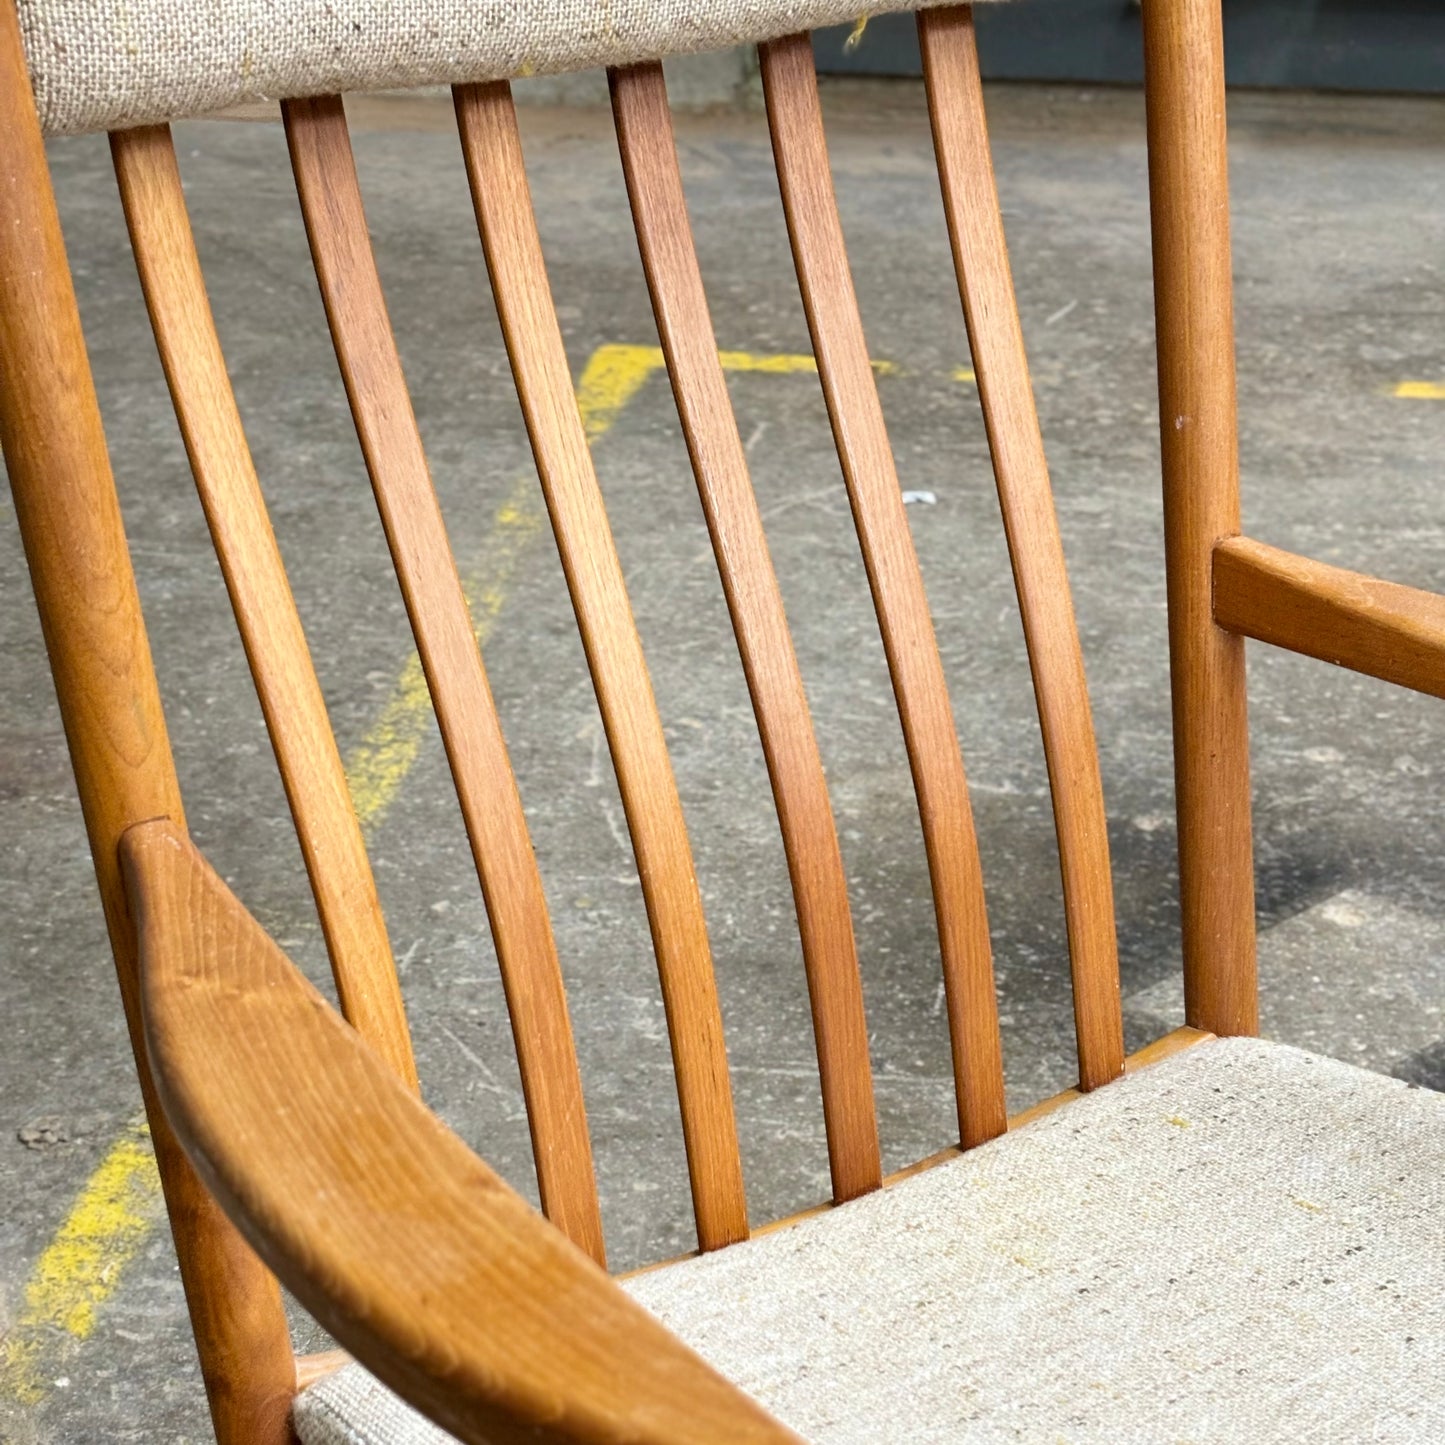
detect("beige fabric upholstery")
[293,1037,1445,1444]
[18,0,1008,137]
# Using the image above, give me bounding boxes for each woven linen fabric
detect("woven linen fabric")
[17,0,1010,137]
[293,1036,1445,1444]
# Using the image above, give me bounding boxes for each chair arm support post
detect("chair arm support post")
[1141,0,1258,1036]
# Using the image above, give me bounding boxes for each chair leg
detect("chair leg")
[0,3,298,1438]
[1141,0,1258,1036]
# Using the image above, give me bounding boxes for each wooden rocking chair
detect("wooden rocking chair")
[2,0,1441,1440]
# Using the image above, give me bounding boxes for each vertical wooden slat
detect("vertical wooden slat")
[1141,0,1258,1036]
[757,34,1007,1148]
[918,7,1125,1091]
[0,5,295,1439]
[453,80,749,1249]
[281,95,605,1264]
[109,123,419,1091]
[608,62,880,1204]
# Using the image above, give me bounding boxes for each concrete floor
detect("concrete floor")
[2,77,1444,1442]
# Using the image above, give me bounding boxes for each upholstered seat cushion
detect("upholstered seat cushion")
[19,0,1010,137]
[293,1036,1445,1444]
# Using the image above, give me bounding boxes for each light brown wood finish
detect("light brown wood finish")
[296,1349,351,1392]
[109,123,418,1090]
[1142,0,1258,1036]
[1215,536,1445,697]
[918,7,1124,1092]
[453,80,750,1250]
[125,820,799,1445]
[608,61,881,1204]
[281,95,604,1264]
[0,7,295,1440]
[758,33,1007,1148]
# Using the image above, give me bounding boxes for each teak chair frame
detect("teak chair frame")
[7,0,1433,1440]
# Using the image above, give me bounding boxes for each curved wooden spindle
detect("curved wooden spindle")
[608,61,880,1204]
[110,123,418,1092]
[918,6,1124,1090]
[453,79,749,1251]
[281,95,604,1264]
[758,33,1007,1147]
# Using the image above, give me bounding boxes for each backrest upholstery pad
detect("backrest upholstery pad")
[20,0,1009,136]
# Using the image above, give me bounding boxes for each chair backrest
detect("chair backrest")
[2,1,1256,1440]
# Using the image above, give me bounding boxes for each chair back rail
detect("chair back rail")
[609,59,882,1205]
[281,93,606,1264]
[918,7,1124,1089]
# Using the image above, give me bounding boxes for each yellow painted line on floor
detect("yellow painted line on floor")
[1395,380,1445,400]
[0,1120,162,1409]
[573,343,665,438]
[343,472,544,829]
[0,342,661,1424]
[718,348,899,377]
[0,339,943,1421]
[573,341,904,400]
[344,343,659,827]
[344,338,921,828]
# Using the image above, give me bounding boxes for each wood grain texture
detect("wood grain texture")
[1215,537,1445,696]
[453,80,749,1250]
[282,95,605,1265]
[1141,0,1258,1037]
[918,6,1124,1092]
[758,33,1007,1148]
[125,820,798,1445]
[609,60,881,1204]
[0,7,295,1440]
[109,122,418,1091]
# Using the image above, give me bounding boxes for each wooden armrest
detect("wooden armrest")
[121,820,796,1445]
[1214,536,1445,698]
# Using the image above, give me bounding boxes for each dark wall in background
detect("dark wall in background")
[815,1,1445,94]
